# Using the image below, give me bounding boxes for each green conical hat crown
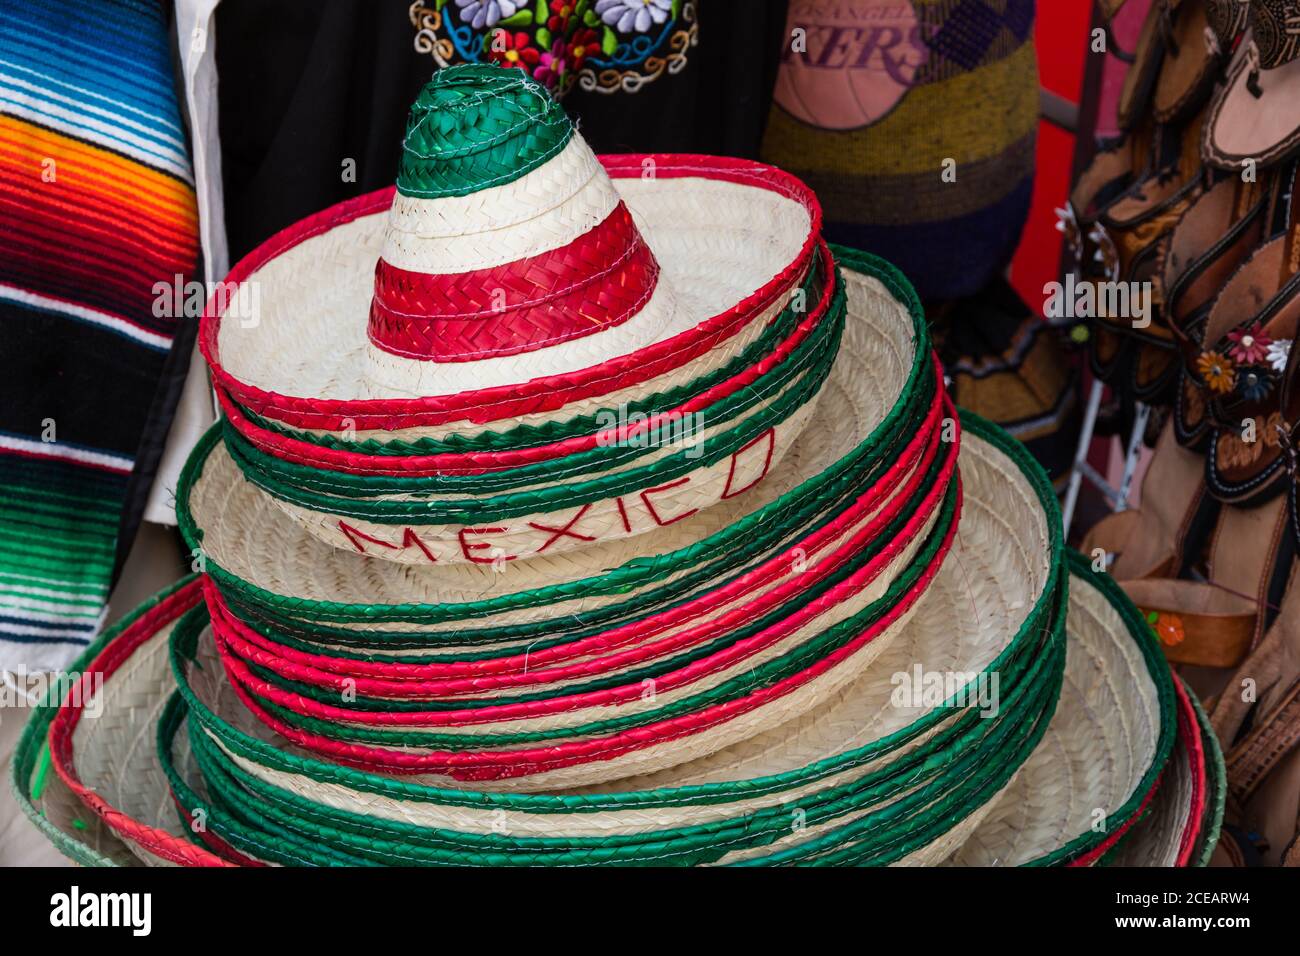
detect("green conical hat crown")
[395,64,575,200]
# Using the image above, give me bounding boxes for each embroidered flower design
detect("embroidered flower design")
[567,27,601,70]
[1149,612,1186,648]
[535,40,570,89]
[1197,351,1236,394]
[488,31,541,70]
[595,0,672,33]
[1228,324,1273,365]
[1268,338,1292,373]
[547,1,577,33]
[1239,367,1274,403]
[457,0,522,30]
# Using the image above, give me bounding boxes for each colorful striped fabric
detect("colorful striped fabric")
[0,0,198,671]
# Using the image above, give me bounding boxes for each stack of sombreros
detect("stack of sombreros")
[13,66,1204,866]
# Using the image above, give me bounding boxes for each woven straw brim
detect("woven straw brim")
[204,158,820,426]
[202,390,949,690]
[204,386,955,699]
[224,244,834,454]
[179,254,929,628]
[23,413,1063,866]
[10,577,231,867]
[202,488,955,787]
[171,420,1060,839]
[944,551,1177,867]
[1103,675,1205,867]
[239,350,838,565]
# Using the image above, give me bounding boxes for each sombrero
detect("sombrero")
[944,553,1178,867]
[18,412,1084,866]
[201,66,831,565]
[1205,0,1300,171]
[175,251,957,790]
[10,66,1174,864]
[1103,675,1225,867]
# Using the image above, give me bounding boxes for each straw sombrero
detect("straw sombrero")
[202,66,832,565]
[175,251,958,790]
[18,412,1088,866]
[944,554,1179,867]
[15,447,1181,867]
[1102,675,1225,867]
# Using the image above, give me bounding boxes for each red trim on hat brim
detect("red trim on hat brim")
[208,370,951,693]
[209,449,961,781]
[44,578,242,868]
[220,239,836,476]
[200,156,822,431]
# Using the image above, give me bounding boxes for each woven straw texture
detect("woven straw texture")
[944,551,1176,866]
[180,257,926,631]
[208,160,817,410]
[164,420,1059,853]
[17,414,1070,867]
[1104,676,1204,867]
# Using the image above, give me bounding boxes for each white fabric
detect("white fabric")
[142,0,225,526]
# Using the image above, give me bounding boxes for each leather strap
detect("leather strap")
[1226,674,1300,804]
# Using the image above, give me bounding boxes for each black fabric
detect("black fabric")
[565,1,788,157]
[112,308,201,581]
[0,305,168,456]
[214,0,788,261]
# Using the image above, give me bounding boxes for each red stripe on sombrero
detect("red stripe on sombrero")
[44,578,235,868]
[201,156,822,429]
[369,202,658,363]
[215,478,958,782]
[210,442,960,781]
[221,248,836,476]
[216,421,954,700]
[206,371,950,690]
[216,411,954,722]
[1173,676,1207,867]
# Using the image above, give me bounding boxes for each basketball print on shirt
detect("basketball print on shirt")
[773,0,929,130]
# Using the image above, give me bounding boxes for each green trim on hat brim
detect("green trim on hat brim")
[179,251,933,626]
[169,413,1068,822]
[245,249,829,457]
[164,570,1065,866]
[8,575,199,869]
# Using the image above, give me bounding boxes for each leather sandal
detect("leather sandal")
[1199,163,1300,505]
[1166,170,1271,449]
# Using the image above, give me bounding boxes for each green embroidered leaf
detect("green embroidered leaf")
[536,0,549,22]
[671,0,683,18]
[583,7,600,27]
[536,27,552,49]
[601,25,617,56]
[436,0,449,10]
[500,10,534,27]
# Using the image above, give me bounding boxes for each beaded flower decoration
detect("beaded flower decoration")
[1196,324,1292,401]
